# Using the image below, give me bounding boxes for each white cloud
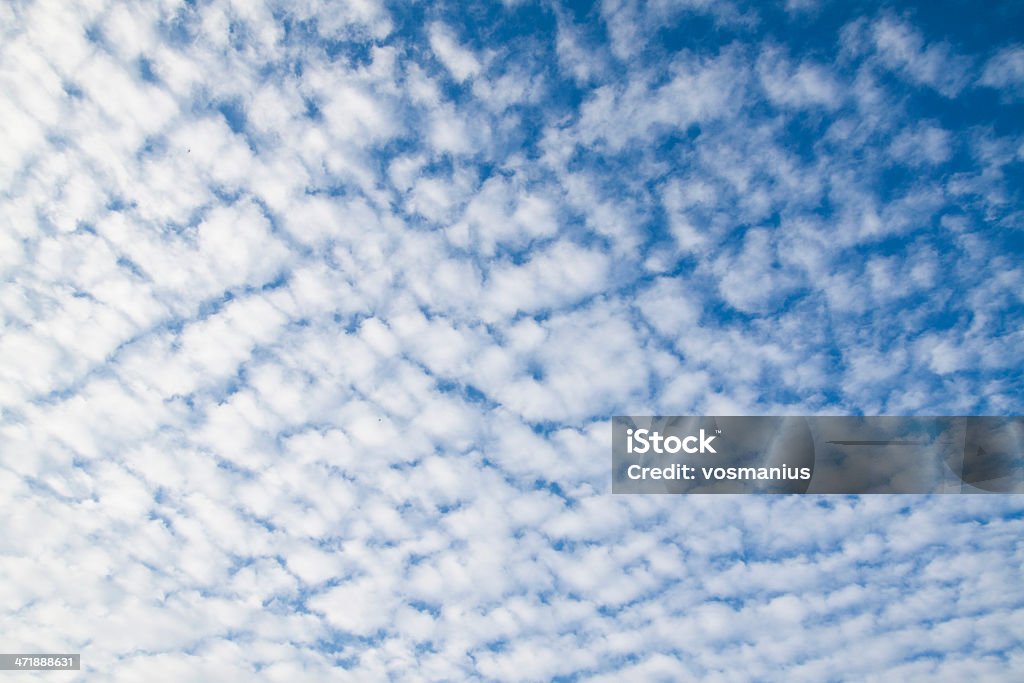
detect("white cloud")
[428,22,483,82]
[757,47,842,110]
[852,15,974,97]
[980,45,1024,98]
[713,227,802,313]
[889,122,953,166]
[575,49,747,150]
[483,240,610,318]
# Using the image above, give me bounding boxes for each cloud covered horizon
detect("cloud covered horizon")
[1,0,1023,679]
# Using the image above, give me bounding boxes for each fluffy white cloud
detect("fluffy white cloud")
[428,22,483,82]
[843,15,974,97]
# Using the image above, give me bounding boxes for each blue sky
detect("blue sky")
[1,0,1023,680]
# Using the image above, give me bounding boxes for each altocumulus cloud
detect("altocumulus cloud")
[1,0,1023,681]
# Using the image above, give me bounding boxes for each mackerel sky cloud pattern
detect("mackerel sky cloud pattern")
[1,0,1023,680]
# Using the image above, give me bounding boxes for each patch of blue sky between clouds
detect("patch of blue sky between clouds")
[0,0,1023,680]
